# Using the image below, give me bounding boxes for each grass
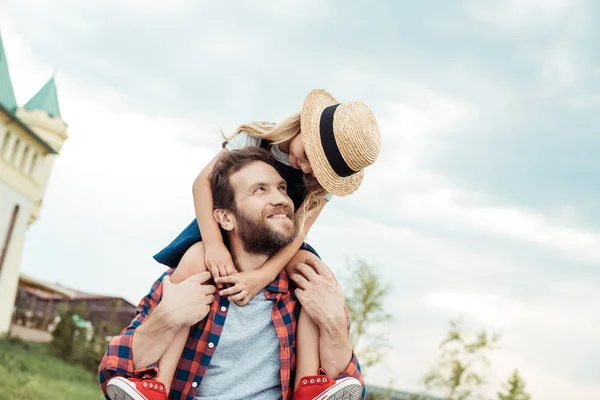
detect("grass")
[0,337,104,400]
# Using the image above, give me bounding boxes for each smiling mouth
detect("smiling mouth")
[267,213,291,220]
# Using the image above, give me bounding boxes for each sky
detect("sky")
[1,0,599,399]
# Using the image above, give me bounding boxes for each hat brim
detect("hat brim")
[301,89,364,197]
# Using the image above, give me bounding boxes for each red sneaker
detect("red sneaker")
[293,374,362,400]
[106,377,167,400]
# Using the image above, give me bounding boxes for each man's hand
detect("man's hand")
[290,257,347,329]
[160,271,215,328]
[290,257,354,378]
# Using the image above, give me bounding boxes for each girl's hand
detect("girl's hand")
[215,270,272,306]
[204,242,236,288]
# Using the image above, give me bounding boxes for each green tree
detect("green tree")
[423,320,500,400]
[343,257,392,369]
[51,307,77,360]
[498,370,531,400]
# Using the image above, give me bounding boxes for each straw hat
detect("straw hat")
[301,89,381,197]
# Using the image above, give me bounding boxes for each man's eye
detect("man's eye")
[254,187,265,194]
[279,185,287,192]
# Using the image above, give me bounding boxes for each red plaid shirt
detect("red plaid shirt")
[98,269,364,399]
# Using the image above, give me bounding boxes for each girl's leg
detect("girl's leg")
[154,326,190,390]
[154,242,208,392]
[285,249,322,390]
[293,308,321,390]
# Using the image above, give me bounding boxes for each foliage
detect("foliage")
[0,338,103,400]
[423,320,500,400]
[343,257,392,370]
[51,306,77,360]
[497,370,531,400]
[51,303,111,373]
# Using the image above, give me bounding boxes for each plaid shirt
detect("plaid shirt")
[98,269,364,400]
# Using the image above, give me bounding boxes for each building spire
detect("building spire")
[24,76,62,119]
[0,32,17,112]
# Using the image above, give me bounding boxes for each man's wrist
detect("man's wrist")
[153,303,181,331]
[317,313,347,336]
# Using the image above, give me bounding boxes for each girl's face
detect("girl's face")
[287,134,313,175]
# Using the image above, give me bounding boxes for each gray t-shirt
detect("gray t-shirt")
[194,290,282,400]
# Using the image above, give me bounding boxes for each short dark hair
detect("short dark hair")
[211,147,277,211]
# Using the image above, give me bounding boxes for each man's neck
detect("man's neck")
[228,237,270,273]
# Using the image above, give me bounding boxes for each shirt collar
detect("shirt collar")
[266,270,291,294]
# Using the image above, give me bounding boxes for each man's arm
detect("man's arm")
[320,308,364,396]
[291,257,365,398]
[98,261,214,398]
[318,312,354,378]
[98,270,173,396]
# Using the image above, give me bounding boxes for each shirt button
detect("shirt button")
[192,382,198,388]
[221,306,227,312]
[208,342,214,348]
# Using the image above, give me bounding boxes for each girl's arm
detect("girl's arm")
[193,149,236,282]
[216,197,328,305]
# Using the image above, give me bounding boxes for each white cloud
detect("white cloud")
[425,292,522,328]
[392,187,600,264]
[540,41,580,91]
[464,0,587,32]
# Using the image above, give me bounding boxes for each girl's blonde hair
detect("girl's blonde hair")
[224,113,328,233]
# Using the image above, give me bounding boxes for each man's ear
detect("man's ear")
[214,209,235,232]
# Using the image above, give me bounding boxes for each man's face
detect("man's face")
[229,161,297,255]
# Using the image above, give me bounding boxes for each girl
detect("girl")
[107,89,381,400]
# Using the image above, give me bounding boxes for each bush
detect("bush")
[51,306,110,373]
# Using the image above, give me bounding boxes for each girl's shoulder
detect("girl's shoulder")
[223,131,262,151]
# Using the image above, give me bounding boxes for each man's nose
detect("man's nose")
[270,187,292,207]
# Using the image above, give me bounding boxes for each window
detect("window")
[0,132,10,159]
[30,153,38,176]
[0,204,20,275]
[10,138,20,165]
[20,146,30,171]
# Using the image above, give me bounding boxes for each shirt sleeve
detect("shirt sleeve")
[224,132,261,151]
[98,270,171,398]
[335,352,365,399]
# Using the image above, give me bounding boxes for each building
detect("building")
[13,273,137,339]
[0,32,69,334]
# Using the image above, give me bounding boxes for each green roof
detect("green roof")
[24,76,61,118]
[0,33,17,112]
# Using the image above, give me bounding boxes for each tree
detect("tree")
[423,320,500,400]
[498,370,531,400]
[343,257,392,369]
[51,306,77,360]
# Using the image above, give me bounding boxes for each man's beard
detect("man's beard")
[234,206,297,256]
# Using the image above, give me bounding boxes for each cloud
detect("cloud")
[464,0,587,32]
[540,41,581,92]
[2,1,600,399]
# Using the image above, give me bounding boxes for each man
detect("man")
[98,147,364,400]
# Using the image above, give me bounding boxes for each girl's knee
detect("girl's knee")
[171,242,207,283]
[285,249,318,275]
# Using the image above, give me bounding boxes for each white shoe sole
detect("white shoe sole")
[314,377,363,400]
[106,377,148,400]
